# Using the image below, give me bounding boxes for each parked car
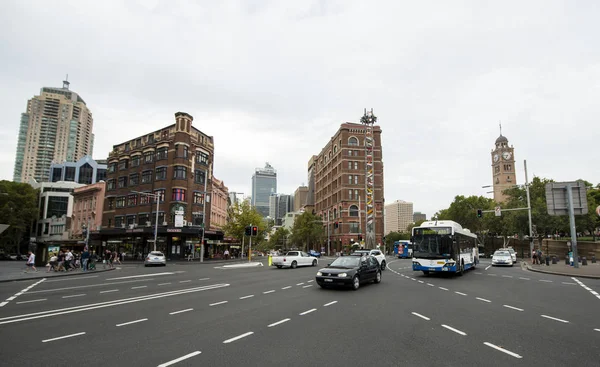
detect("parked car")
[144,251,166,266]
[316,254,381,290]
[308,250,321,258]
[491,250,513,267]
[272,251,318,269]
[351,249,386,270]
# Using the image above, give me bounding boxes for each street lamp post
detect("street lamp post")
[132,190,160,252]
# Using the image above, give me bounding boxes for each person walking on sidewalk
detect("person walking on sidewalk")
[81,248,90,272]
[24,251,37,273]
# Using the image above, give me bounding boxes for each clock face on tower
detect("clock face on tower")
[502,151,512,160]
[493,154,499,162]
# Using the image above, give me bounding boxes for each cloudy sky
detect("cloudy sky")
[1,0,598,219]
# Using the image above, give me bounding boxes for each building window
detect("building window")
[129,173,139,186]
[193,192,205,204]
[172,188,186,202]
[116,196,126,208]
[156,147,168,160]
[153,189,165,202]
[118,159,128,170]
[142,170,152,184]
[348,150,353,157]
[47,196,69,218]
[155,167,167,181]
[127,194,137,206]
[348,161,352,170]
[196,151,209,165]
[118,176,128,188]
[354,190,359,200]
[131,156,140,167]
[65,167,76,182]
[138,214,149,226]
[348,222,360,233]
[173,166,187,179]
[108,162,117,173]
[115,216,124,228]
[194,170,205,185]
[135,138,142,148]
[107,197,115,210]
[183,146,189,159]
[349,205,359,217]
[354,175,358,185]
[348,189,353,200]
[354,161,358,170]
[348,137,358,146]
[107,179,116,191]
[348,175,352,184]
[144,152,153,164]
[140,193,150,204]
[147,134,155,144]
[495,166,500,173]
[126,215,136,226]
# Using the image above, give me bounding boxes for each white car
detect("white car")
[144,251,166,266]
[272,251,318,269]
[352,249,386,270]
[499,248,517,264]
[491,250,513,267]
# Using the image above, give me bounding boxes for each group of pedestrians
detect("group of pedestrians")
[532,248,544,265]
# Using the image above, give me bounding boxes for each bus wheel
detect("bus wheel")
[422,271,429,276]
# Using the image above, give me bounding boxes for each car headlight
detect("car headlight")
[316,271,322,276]
[337,273,347,278]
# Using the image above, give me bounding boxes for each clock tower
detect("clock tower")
[491,127,516,203]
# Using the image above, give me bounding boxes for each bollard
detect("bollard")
[592,255,597,264]
[582,257,588,266]
[551,256,557,264]
[545,256,550,266]
[565,256,569,265]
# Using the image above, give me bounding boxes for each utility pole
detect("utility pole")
[524,160,534,262]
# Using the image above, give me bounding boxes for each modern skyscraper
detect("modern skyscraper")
[491,126,517,203]
[251,163,277,217]
[293,185,308,212]
[384,200,413,234]
[413,211,427,223]
[14,79,94,183]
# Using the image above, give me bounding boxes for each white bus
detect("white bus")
[411,220,478,276]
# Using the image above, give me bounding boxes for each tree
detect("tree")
[221,200,265,251]
[264,227,290,252]
[405,219,426,233]
[289,211,325,251]
[383,231,409,249]
[0,181,38,253]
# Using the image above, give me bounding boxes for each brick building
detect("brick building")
[96,112,221,259]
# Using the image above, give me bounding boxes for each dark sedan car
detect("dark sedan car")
[316,255,381,290]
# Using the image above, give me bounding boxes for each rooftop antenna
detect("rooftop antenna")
[63,74,70,90]
[499,121,502,136]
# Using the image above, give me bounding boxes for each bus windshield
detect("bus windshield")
[413,228,454,259]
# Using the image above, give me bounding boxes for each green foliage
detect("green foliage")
[265,227,290,251]
[289,211,325,251]
[405,219,426,233]
[0,181,38,252]
[221,200,266,245]
[383,231,409,249]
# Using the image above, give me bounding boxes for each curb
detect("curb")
[525,265,600,279]
[0,267,116,284]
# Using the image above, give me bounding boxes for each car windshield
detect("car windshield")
[150,252,164,256]
[494,251,509,256]
[329,256,361,268]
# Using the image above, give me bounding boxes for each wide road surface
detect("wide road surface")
[0,257,598,366]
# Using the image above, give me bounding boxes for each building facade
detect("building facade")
[491,132,516,203]
[71,182,106,242]
[413,211,427,223]
[50,155,107,184]
[210,177,229,231]
[385,200,414,234]
[305,156,317,214]
[313,122,384,253]
[293,186,308,212]
[269,193,293,225]
[14,80,94,183]
[251,163,277,217]
[98,112,222,259]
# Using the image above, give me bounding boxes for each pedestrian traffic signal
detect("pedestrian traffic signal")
[477,209,483,218]
[245,226,252,236]
[252,226,258,236]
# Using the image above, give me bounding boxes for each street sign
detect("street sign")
[545,181,588,216]
[495,206,501,217]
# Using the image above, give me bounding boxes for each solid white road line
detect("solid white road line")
[455,291,467,296]
[476,297,491,303]
[539,279,553,283]
[281,286,292,290]
[239,295,254,299]
[100,289,119,294]
[503,305,524,312]
[47,275,98,282]
[541,315,569,323]
[131,286,147,289]
[439,287,449,291]
[268,318,290,327]
[42,332,86,343]
[518,277,530,280]
[62,294,86,299]
[263,290,275,294]
[209,301,228,306]
[223,332,254,344]
[485,265,491,270]
[324,301,337,307]
[169,308,193,315]
[442,324,466,336]
[302,285,313,288]
[157,351,202,367]
[0,278,46,308]
[483,342,522,358]
[179,280,191,283]
[16,298,47,304]
[106,272,173,280]
[300,308,317,315]
[158,283,172,286]
[116,318,148,327]
[411,312,430,321]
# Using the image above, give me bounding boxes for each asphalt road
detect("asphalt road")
[0,257,598,366]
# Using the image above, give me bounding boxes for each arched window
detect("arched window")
[348,137,359,146]
[349,205,359,217]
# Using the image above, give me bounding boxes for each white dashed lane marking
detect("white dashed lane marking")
[16,298,47,304]
[263,290,275,294]
[503,305,524,312]
[539,279,553,283]
[223,332,253,344]
[476,297,491,303]
[484,342,522,359]
[299,308,317,316]
[42,332,86,343]
[442,324,466,336]
[157,351,201,367]
[412,312,430,321]
[324,301,337,307]
[239,295,254,299]
[116,318,147,327]
[169,308,193,315]
[572,277,600,300]
[268,318,290,328]
[455,291,467,296]
[209,301,228,307]
[541,315,569,323]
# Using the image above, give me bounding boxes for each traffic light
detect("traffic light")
[252,226,258,236]
[245,226,252,236]
[477,209,483,218]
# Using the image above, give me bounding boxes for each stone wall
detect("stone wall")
[480,237,599,259]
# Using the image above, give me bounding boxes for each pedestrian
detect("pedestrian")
[47,254,58,272]
[64,249,74,271]
[104,249,112,269]
[81,248,90,272]
[224,249,230,260]
[113,251,121,265]
[24,250,37,272]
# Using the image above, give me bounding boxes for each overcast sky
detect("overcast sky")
[1,0,598,219]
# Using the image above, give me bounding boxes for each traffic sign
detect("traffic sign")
[495,206,501,217]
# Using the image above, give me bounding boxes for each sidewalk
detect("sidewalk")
[0,262,115,283]
[525,260,600,279]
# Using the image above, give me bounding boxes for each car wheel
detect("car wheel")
[380,260,386,271]
[291,261,297,269]
[422,271,429,276]
[374,270,381,284]
[144,264,148,267]
[352,275,360,290]
[319,284,327,289]
[276,265,282,269]
[312,260,317,267]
